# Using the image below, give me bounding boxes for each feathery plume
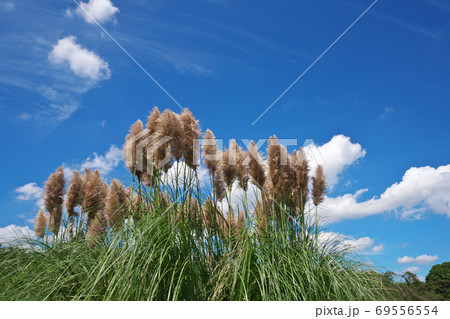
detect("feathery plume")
[68,218,75,239]
[236,147,249,191]
[222,139,240,188]
[65,171,83,218]
[293,148,309,211]
[157,191,171,211]
[128,190,148,222]
[34,208,47,238]
[276,148,295,199]
[155,110,183,170]
[180,108,201,170]
[267,136,282,194]
[146,106,161,134]
[267,136,294,199]
[237,211,245,235]
[185,195,201,226]
[312,165,326,206]
[254,200,266,234]
[248,140,266,188]
[213,168,227,202]
[82,169,106,226]
[124,120,144,178]
[86,212,106,248]
[202,129,220,175]
[225,206,236,236]
[44,166,65,234]
[105,179,128,231]
[201,197,214,230]
[141,107,162,183]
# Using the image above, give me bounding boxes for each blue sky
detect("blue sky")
[1,0,449,279]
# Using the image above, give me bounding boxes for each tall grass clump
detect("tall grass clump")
[0,107,389,301]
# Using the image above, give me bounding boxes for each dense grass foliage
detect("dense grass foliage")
[0,187,390,301]
[0,107,419,301]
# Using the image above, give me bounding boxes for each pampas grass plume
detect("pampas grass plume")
[34,208,47,238]
[202,129,220,175]
[44,166,65,234]
[248,140,266,189]
[82,169,106,226]
[86,212,106,248]
[105,179,128,231]
[312,165,326,206]
[180,108,201,170]
[66,171,83,217]
[124,120,144,175]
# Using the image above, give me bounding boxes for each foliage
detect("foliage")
[426,262,450,299]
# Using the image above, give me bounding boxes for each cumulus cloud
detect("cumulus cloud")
[15,183,43,201]
[218,182,262,215]
[403,266,421,274]
[49,36,111,82]
[0,225,34,245]
[318,231,383,254]
[64,145,123,178]
[320,165,450,223]
[163,162,209,189]
[306,135,366,188]
[211,135,365,217]
[74,0,119,24]
[397,255,438,265]
[371,244,384,254]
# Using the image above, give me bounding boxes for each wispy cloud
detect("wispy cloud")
[0,1,14,12]
[379,107,394,119]
[423,0,450,11]
[338,0,439,39]
[372,11,439,39]
[1,35,112,131]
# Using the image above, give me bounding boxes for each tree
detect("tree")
[402,271,420,287]
[426,262,450,299]
[383,271,397,283]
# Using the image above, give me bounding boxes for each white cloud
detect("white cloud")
[218,182,262,215]
[0,2,14,11]
[74,0,119,24]
[306,135,366,188]
[18,112,32,120]
[379,107,394,119]
[0,225,34,244]
[163,162,209,188]
[210,135,365,218]
[397,254,438,265]
[49,36,111,82]
[320,165,450,223]
[318,231,382,254]
[15,183,43,201]
[403,266,421,274]
[65,145,123,178]
[371,244,384,253]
